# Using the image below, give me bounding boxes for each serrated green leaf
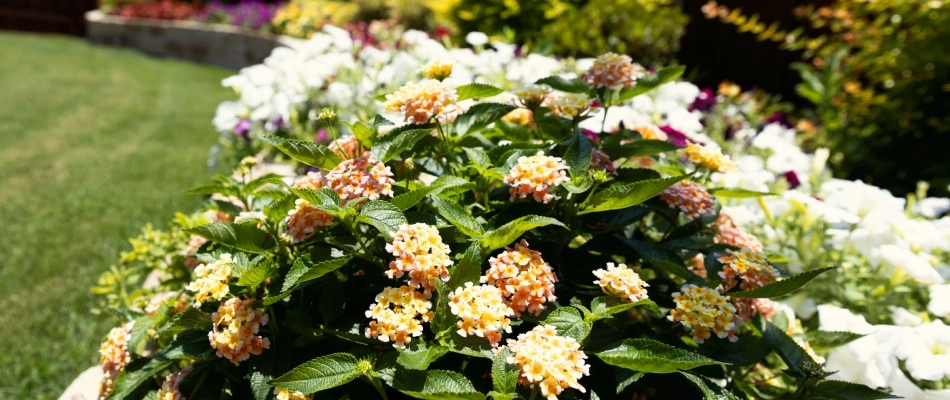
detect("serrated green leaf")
[805,331,865,351]
[595,338,723,374]
[479,215,567,252]
[618,237,695,280]
[245,174,289,192]
[709,188,776,198]
[808,380,900,400]
[265,194,298,223]
[157,329,213,360]
[578,175,686,215]
[397,344,450,370]
[535,75,591,94]
[282,254,352,291]
[590,296,660,321]
[679,371,741,400]
[456,83,504,101]
[258,135,342,169]
[446,242,483,290]
[463,147,492,168]
[349,121,377,148]
[184,222,272,254]
[760,321,821,380]
[430,280,456,336]
[371,127,432,162]
[431,197,484,238]
[104,358,173,400]
[455,103,517,136]
[358,200,408,239]
[564,133,593,177]
[270,353,361,395]
[290,187,343,218]
[372,114,395,129]
[237,259,277,287]
[155,307,210,337]
[491,347,518,396]
[730,267,836,298]
[392,369,485,400]
[544,307,592,343]
[605,140,680,159]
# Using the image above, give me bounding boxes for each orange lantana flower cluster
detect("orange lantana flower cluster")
[157,367,190,400]
[481,240,558,317]
[504,151,568,204]
[580,52,644,89]
[448,282,515,346]
[325,155,395,204]
[714,212,763,253]
[506,325,590,400]
[98,322,133,398]
[209,298,270,365]
[364,285,433,347]
[384,79,458,124]
[716,249,778,291]
[384,223,453,294]
[592,263,650,303]
[660,181,715,220]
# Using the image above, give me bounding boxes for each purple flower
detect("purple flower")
[234,118,252,140]
[582,128,599,143]
[689,88,716,112]
[782,170,801,189]
[315,128,329,143]
[765,112,795,129]
[659,125,689,147]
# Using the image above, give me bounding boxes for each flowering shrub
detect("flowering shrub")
[90,34,910,398]
[194,0,284,31]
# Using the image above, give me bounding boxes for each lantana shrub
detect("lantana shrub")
[91,45,900,399]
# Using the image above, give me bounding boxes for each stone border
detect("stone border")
[85,10,303,70]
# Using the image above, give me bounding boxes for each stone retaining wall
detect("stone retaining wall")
[85,10,301,70]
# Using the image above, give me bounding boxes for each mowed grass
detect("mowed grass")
[0,32,234,398]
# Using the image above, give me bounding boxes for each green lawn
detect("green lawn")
[0,32,234,398]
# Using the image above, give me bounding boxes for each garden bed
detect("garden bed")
[84,10,301,70]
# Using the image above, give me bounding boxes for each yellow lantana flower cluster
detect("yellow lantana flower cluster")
[286,199,335,244]
[185,253,234,308]
[274,388,313,400]
[449,282,515,347]
[504,151,569,204]
[384,223,453,294]
[592,263,650,303]
[325,155,395,204]
[419,60,454,81]
[513,84,552,109]
[714,212,763,253]
[157,366,190,400]
[384,79,458,124]
[716,249,778,291]
[502,108,534,126]
[659,181,715,220]
[209,298,271,365]
[549,93,594,119]
[682,143,735,173]
[580,52,644,89]
[98,322,133,398]
[506,325,590,400]
[364,285,433,347]
[482,240,558,317]
[633,124,669,141]
[669,284,741,343]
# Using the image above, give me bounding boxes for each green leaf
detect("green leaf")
[805,331,865,351]
[184,183,240,197]
[104,358,173,400]
[606,140,680,159]
[491,347,518,396]
[258,135,342,169]
[393,176,475,212]
[590,296,660,321]
[446,242,483,291]
[430,280,456,336]
[270,353,362,395]
[618,237,695,280]
[679,371,741,400]
[371,127,432,162]
[358,200,408,239]
[544,307,592,343]
[431,197,484,238]
[265,194,298,223]
[237,259,277,287]
[155,308,210,337]
[730,267,836,298]
[158,329,213,360]
[455,103,517,136]
[617,65,686,102]
[291,187,343,217]
[392,369,485,400]
[371,114,395,129]
[709,188,776,198]
[564,133,594,177]
[808,380,900,400]
[479,215,567,253]
[463,147,492,168]
[456,83,504,101]
[349,121,377,148]
[578,174,686,215]
[760,321,821,380]
[536,76,591,94]
[282,254,352,292]
[397,343,450,370]
[184,222,272,254]
[595,338,723,374]
[245,174,289,192]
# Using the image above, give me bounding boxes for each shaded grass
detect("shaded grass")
[0,32,234,398]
